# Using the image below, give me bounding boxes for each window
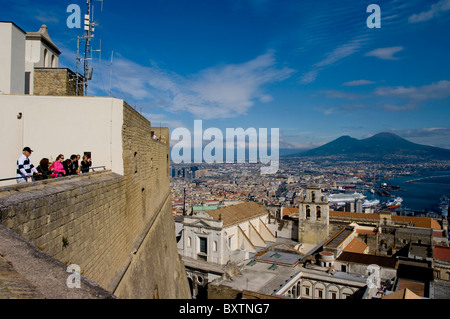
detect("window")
[316,206,321,221]
[331,292,337,299]
[43,49,48,67]
[213,241,218,252]
[306,205,310,220]
[435,270,441,279]
[341,265,347,272]
[311,191,316,203]
[187,236,192,247]
[317,289,323,299]
[199,237,207,254]
[228,237,232,248]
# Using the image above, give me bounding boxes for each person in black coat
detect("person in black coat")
[34,158,51,180]
[80,154,92,173]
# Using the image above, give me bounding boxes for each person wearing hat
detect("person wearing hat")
[16,147,41,183]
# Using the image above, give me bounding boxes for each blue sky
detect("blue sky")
[3,0,450,150]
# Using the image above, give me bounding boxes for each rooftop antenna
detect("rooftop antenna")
[109,50,113,96]
[76,0,103,96]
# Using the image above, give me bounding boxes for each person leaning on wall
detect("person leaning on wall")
[34,158,51,181]
[16,147,41,183]
[80,154,92,173]
[49,154,66,178]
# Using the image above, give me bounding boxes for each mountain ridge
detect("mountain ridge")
[291,132,450,160]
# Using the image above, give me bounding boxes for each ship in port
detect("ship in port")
[362,199,380,208]
[440,195,449,217]
[327,192,366,205]
[385,197,403,210]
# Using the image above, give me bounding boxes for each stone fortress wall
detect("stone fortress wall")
[0,100,190,299]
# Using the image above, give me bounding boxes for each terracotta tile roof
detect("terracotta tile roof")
[207,201,267,228]
[355,229,377,235]
[382,288,422,299]
[395,279,425,297]
[391,215,441,230]
[282,207,298,217]
[343,238,368,254]
[433,246,450,261]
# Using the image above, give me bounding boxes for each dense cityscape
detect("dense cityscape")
[2,0,450,307]
[171,157,450,216]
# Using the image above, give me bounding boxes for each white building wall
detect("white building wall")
[180,214,272,265]
[0,23,25,94]
[25,36,60,95]
[0,95,124,185]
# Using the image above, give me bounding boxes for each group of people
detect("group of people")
[16,147,92,183]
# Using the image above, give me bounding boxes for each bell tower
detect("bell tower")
[298,183,329,245]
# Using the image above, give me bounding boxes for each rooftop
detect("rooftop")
[25,24,60,55]
[330,210,442,230]
[382,288,422,299]
[255,251,302,266]
[343,238,368,254]
[213,258,300,296]
[433,246,450,261]
[206,201,268,228]
[323,227,354,248]
[336,252,398,269]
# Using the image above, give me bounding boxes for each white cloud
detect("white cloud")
[315,38,364,68]
[380,103,417,112]
[408,0,450,23]
[300,36,367,84]
[365,46,404,60]
[375,80,450,100]
[95,51,294,120]
[322,90,360,100]
[300,70,318,84]
[342,80,376,86]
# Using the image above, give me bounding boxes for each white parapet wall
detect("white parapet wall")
[0,94,125,186]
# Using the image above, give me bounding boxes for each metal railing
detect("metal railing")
[0,166,106,182]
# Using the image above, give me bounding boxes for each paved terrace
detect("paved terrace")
[0,224,115,299]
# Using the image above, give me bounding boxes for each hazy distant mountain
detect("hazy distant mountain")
[294,132,450,160]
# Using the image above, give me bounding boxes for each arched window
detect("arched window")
[43,49,48,67]
[311,191,316,202]
[51,55,56,67]
[316,206,321,221]
[306,205,310,220]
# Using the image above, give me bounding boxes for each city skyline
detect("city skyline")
[3,0,450,150]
